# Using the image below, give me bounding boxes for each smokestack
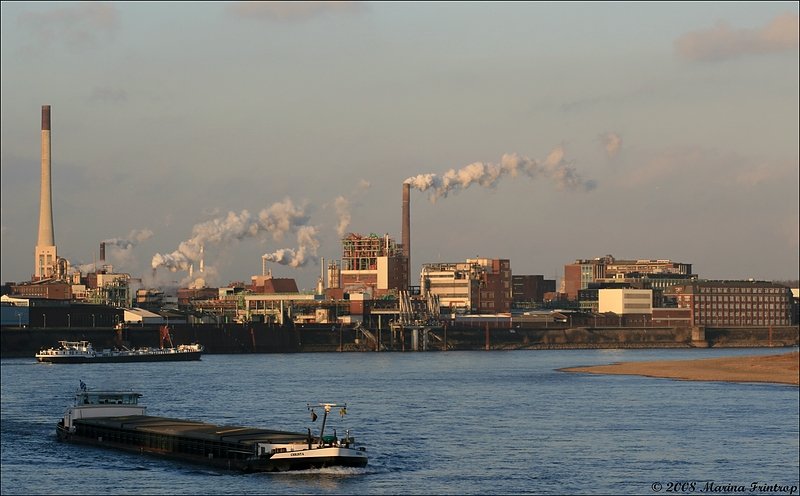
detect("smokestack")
[402,182,410,289]
[317,256,325,295]
[100,242,106,263]
[34,105,57,280]
[38,106,53,246]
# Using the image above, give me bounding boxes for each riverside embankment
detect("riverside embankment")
[1,323,797,357]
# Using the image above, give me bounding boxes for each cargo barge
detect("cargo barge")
[56,385,368,472]
[36,340,204,363]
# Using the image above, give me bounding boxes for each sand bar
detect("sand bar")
[562,351,799,386]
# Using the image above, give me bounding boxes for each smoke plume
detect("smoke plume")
[103,228,154,250]
[333,179,370,237]
[404,146,596,201]
[334,196,351,237]
[262,226,320,268]
[151,199,309,272]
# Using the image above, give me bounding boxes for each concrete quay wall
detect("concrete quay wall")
[2,324,797,357]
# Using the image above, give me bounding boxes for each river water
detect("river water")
[2,348,798,495]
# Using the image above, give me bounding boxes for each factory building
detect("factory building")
[563,258,606,301]
[420,262,480,313]
[250,275,299,294]
[339,233,408,297]
[420,258,511,314]
[512,275,556,308]
[9,280,71,300]
[604,258,692,279]
[470,258,511,314]
[665,280,792,327]
[598,289,654,315]
[564,255,694,300]
[84,268,132,307]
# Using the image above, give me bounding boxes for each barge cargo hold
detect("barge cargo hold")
[56,387,368,472]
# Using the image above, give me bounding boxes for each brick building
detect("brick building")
[421,258,511,314]
[665,280,792,327]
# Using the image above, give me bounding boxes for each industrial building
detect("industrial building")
[665,280,793,327]
[563,255,694,300]
[420,258,511,314]
[598,289,654,315]
[338,233,408,297]
[512,275,556,308]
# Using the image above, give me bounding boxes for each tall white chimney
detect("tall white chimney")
[34,105,57,280]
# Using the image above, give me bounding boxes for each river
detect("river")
[2,347,798,495]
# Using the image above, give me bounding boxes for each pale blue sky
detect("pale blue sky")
[2,1,798,290]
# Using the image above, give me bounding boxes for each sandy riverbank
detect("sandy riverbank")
[562,351,799,386]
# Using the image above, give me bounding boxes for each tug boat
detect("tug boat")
[56,384,368,472]
[36,340,203,363]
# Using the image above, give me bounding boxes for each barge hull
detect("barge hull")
[56,414,367,472]
[57,433,365,472]
[38,351,202,364]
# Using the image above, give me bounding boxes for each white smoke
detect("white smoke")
[262,225,320,268]
[333,180,370,237]
[600,132,622,158]
[71,262,97,274]
[151,198,310,272]
[103,228,154,250]
[99,228,154,273]
[404,146,596,201]
[334,196,351,237]
[64,229,154,275]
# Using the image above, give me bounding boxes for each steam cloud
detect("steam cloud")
[333,179,370,237]
[404,146,596,201]
[334,196,351,237]
[66,228,154,275]
[262,226,321,268]
[600,132,622,158]
[151,199,309,272]
[104,228,154,250]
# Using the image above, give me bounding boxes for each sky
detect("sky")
[1,1,798,292]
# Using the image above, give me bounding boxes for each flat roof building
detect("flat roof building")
[665,280,792,327]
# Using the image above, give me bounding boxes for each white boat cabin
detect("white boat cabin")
[63,391,146,431]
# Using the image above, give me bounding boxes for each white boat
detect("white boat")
[56,385,368,472]
[36,340,204,363]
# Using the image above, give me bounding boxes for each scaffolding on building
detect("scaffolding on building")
[341,233,399,271]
